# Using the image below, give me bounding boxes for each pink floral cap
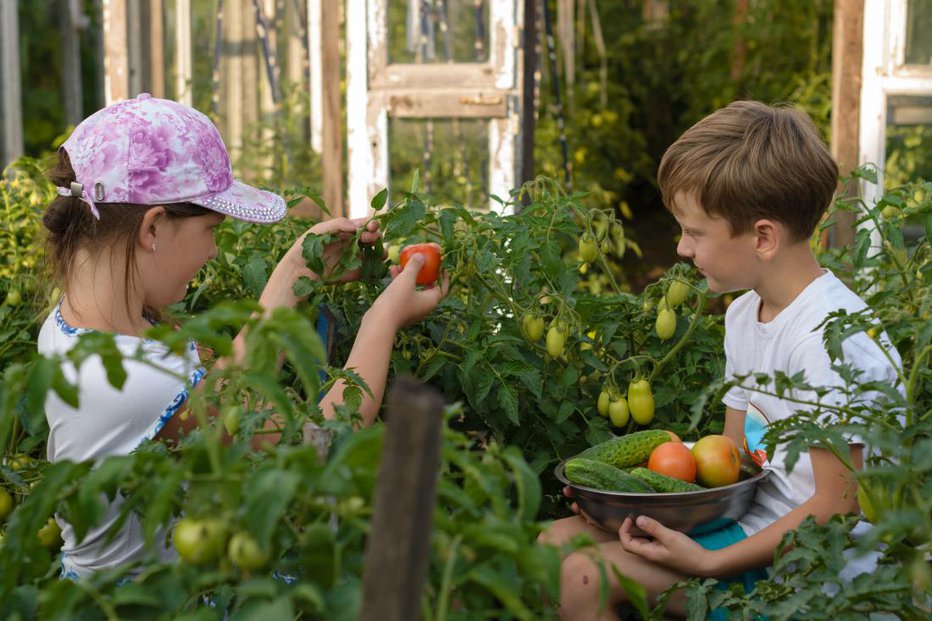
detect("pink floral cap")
[58,93,286,223]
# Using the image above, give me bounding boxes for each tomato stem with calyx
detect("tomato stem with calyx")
[648,286,708,384]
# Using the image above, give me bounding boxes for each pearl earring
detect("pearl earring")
[151,243,157,252]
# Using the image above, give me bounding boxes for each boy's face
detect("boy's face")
[671,192,758,293]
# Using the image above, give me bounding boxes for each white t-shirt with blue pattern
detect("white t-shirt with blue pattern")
[38,302,204,578]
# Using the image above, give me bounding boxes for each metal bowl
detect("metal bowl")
[554,456,770,536]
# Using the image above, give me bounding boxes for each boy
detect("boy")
[540,100,901,620]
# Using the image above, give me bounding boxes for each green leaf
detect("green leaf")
[370,187,388,211]
[497,383,520,426]
[229,598,294,621]
[244,467,302,549]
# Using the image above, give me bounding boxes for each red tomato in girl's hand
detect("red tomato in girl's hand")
[399,242,442,286]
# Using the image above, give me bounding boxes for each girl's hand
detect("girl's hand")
[368,253,449,330]
[618,515,715,577]
[305,217,382,283]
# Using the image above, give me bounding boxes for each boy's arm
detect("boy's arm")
[703,444,863,577]
[723,406,746,449]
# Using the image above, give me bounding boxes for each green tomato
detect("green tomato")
[0,488,13,521]
[546,323,567,358]
[222,405,243,436]
[37,517,62,550]
[655,308,677,341]
[578,233,598,264]
[4,289,21,307]
[597,390,611,417]
[608,397,630,428]
[521,314,545,342]
[880,205,899,219]
[173,517,227,565]
[228,531,269,571]
[627,379,655,425]
[665,279,689,307]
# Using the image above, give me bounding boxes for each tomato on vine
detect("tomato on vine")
[665,279,689,307]
[627,379,655,425]
[608,396,630,428]
[228,531,269,571]
[546,322,567,358]
[578,233,598,264]
[656,308,677,341]
[36,517,62,550]
[173,517,228,565]
[399,242,442,286]
[597,389,611,417]
[521,314,545,342]
[0,488,13,521]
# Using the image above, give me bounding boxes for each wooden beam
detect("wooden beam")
[1,0,24,165]
[519,0,538,195]
[103,0,130,104]
[323,0,344,217]
[828,0,864,248]
[359,378,445,621]
[175,0,192,105]
[308,0,323,153]
[60,0,85,126]
[149,0,165,97]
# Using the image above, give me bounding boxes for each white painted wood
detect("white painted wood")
[0,0,24,165]
[308,0,322,152]
[175,0,192,105]
[347,0,373,217]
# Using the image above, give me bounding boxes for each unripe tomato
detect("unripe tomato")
[37,517,62,550]
[399,242,442,286]
[578,233,598,264]
[173,517,227,565]
[521,314,545,342]
[608,397,630,428]
[880,205,899,219]
[222,405,242,436]
[0,488,13,521]
[857,482,877,524]
[655,308,676,341]
[597,389,611,417]
[4,289,21,307]
[228,531,269,571]
[546,323,567,357]
[627,379,655,425]
[665,280,689,307]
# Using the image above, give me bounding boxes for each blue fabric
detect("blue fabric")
[691,521,769,621]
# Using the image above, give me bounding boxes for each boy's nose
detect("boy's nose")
[676,236,693,259]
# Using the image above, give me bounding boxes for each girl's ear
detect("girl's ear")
[138,206,167,251]
[752,218,782,261]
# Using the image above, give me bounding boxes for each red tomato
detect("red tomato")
[648,441,697,483]
[399,242,442,286]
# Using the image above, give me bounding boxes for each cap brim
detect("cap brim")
[191,180,287,223]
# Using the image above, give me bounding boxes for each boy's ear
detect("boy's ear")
[138,206,167,250]
[752,218,781,261]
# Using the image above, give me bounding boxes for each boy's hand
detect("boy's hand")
[618,515,714,576]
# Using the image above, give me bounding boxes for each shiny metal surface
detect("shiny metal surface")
[554,458,771,536]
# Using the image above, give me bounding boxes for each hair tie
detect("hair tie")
[56,181,101,220]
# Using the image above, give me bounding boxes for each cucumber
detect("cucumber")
[576,429,671,469]
[629,467,705,493]
[564,458,654,493]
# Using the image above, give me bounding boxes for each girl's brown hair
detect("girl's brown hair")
[657,100,839,242]
[44,149,210,324]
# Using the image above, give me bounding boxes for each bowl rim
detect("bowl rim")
[554,456,771,498]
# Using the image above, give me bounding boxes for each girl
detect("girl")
[39,93,447,578]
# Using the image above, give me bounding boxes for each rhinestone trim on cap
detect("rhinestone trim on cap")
[199,193,286,223]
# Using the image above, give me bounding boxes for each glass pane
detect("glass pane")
[387,0,490,64]
[389,118,489,209]
[905,0,932,65]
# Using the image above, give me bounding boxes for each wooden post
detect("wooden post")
[519,0,538,200]
[149,0,165,97]
[828,0,864,248]
[322,0,344,217]
[175,0,193,105]
[359,377,445,621]
[308,0,323,153]
[60,0,85,126]
[103,0,130,104]
[1,0,24,166]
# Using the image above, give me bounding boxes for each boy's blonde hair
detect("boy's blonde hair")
[657,100,838,242]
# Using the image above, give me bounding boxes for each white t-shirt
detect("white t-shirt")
[722,270,901,537]
[38,302,204,578]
